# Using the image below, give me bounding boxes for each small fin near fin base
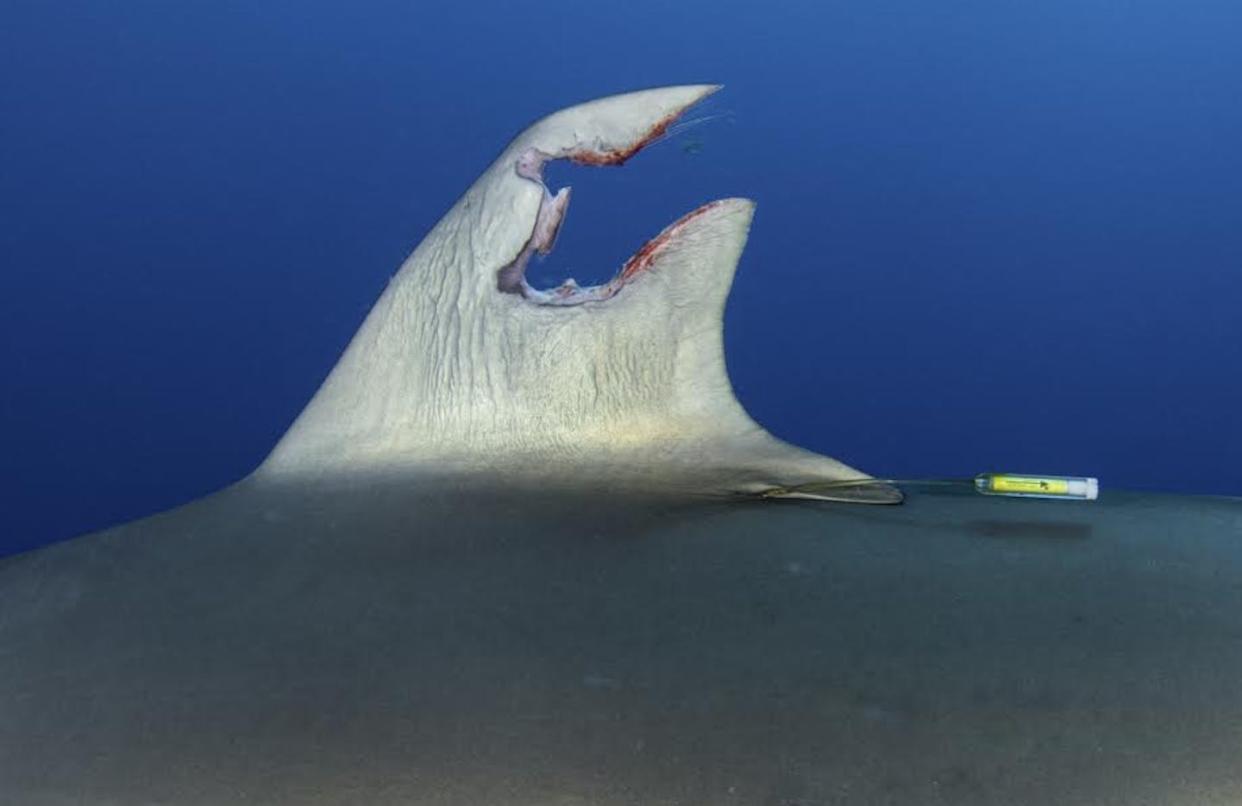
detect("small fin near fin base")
[761,479,905,505]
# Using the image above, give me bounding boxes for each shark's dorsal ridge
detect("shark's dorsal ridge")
[258,86,898,502]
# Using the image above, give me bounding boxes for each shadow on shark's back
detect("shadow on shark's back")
[4,472,1242,804]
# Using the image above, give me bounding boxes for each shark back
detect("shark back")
[3,479,1241,804]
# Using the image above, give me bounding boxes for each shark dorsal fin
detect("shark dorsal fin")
[258,86,898,503]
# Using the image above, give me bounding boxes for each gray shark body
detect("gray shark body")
[3,87,1240,804]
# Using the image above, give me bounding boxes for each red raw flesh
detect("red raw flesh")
[619,200,725,282]
[566,112,680,167]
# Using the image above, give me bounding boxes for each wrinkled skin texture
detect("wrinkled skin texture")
[259,86,896,503]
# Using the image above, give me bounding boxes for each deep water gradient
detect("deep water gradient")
[2,1,1240,554]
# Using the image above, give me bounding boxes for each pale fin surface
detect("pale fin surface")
[259,86,898,503]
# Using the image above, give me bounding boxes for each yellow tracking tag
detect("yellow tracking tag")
[975,473,1098,501]
[991,476,1069,495]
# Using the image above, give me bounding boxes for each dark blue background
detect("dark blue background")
[3,1,1240,555]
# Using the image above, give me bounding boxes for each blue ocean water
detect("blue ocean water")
[2,1,1239,556]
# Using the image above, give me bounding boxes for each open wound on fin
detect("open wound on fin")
[497,100,713,306]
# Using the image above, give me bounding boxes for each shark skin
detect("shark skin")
[255,84,899,504]
[3,87,1242,804]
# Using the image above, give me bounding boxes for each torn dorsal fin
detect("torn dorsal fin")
[257,87,898,503]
